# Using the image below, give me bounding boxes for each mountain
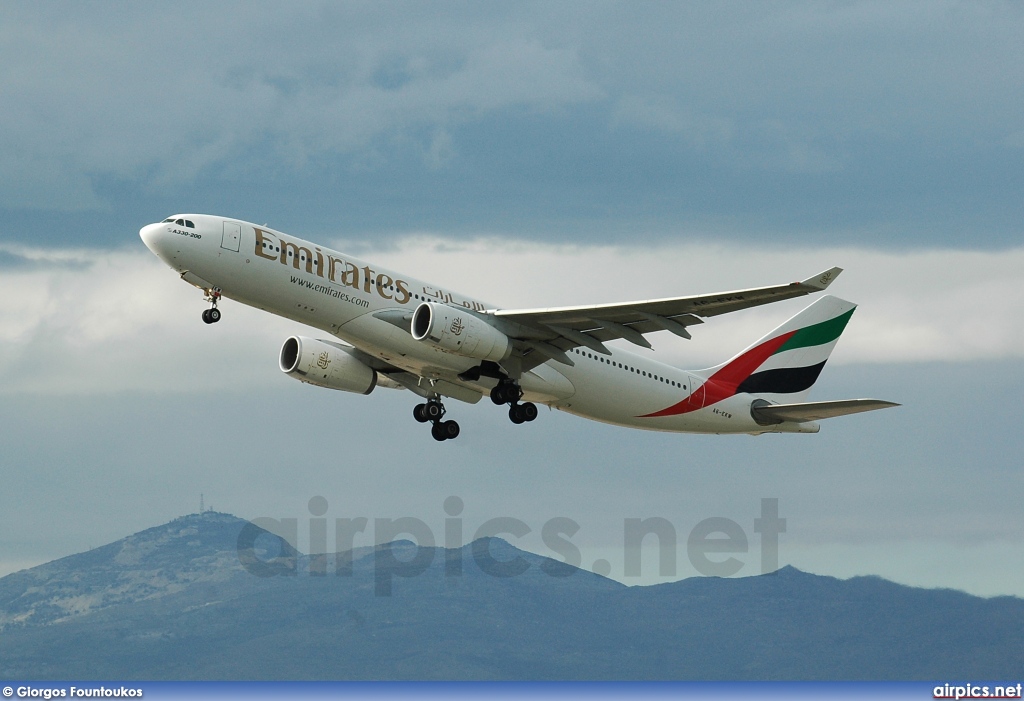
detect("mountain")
[0,512,293,630]
[0,512,1020,680]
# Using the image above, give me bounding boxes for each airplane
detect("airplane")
[140,215,898,441]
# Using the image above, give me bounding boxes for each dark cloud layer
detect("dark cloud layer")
[1,2,1022,248]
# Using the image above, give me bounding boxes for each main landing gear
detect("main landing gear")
[413,399,461,442]
[201,288,222,324]
[490,380,538,425]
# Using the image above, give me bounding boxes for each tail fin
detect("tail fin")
[699,295,856,402]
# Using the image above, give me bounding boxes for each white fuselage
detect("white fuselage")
[140,214,808,435]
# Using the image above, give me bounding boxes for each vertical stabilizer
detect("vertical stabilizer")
[698,295,856,403]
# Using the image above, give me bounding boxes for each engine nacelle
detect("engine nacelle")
[411,302,512,362]
[279,336,377,394]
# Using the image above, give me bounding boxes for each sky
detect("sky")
[1,1,1022,598]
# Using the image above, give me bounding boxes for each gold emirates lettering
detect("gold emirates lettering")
[254,227,411,304]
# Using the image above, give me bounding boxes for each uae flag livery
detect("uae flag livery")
[642,296,856,418]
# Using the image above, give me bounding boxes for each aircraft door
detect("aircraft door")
[687,374,705,408]
[221,221,241,252]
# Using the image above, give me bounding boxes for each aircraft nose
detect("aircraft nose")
[139,222,167,254]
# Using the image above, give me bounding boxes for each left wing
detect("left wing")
[491,267,843,365]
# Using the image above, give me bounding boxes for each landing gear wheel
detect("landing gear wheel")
[201,288,222,325]
[424,401,444,421]
[509,404,526,424]
[420,397,458,440]
[520,402,538,422]
[491,381,522,405]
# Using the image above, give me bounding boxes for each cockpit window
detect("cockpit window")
[162,216,195,228]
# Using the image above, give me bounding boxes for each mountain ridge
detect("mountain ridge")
[1,512,1020,680]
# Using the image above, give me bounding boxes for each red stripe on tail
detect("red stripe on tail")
[639,330,796,418]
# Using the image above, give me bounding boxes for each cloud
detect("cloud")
[1,237,1021,396]
[4,2,1023,604]
[362,238,1024,366]
[0,3,603,209]
[2,1,1023,252]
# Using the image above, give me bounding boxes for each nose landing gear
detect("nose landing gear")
[414,399,460,442]
[490,380,538,425]
[201,288,222,324]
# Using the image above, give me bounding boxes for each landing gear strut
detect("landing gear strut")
[414,399,460,442]
[490,380,538,425]
[201,288,222,324]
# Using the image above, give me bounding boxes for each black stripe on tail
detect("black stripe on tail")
[736,361,827,395]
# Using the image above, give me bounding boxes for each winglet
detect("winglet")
[801,267,843,291]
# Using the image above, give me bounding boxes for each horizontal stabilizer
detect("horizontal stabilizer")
[751,399,899,425]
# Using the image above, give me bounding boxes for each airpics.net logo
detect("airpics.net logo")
[934,683,1023,699]
[235,497,787,597]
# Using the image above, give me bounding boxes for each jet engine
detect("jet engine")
[279,336,377,394]
[411,302,512,362]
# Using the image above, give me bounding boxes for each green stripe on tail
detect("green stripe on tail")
[775,308,854,355]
